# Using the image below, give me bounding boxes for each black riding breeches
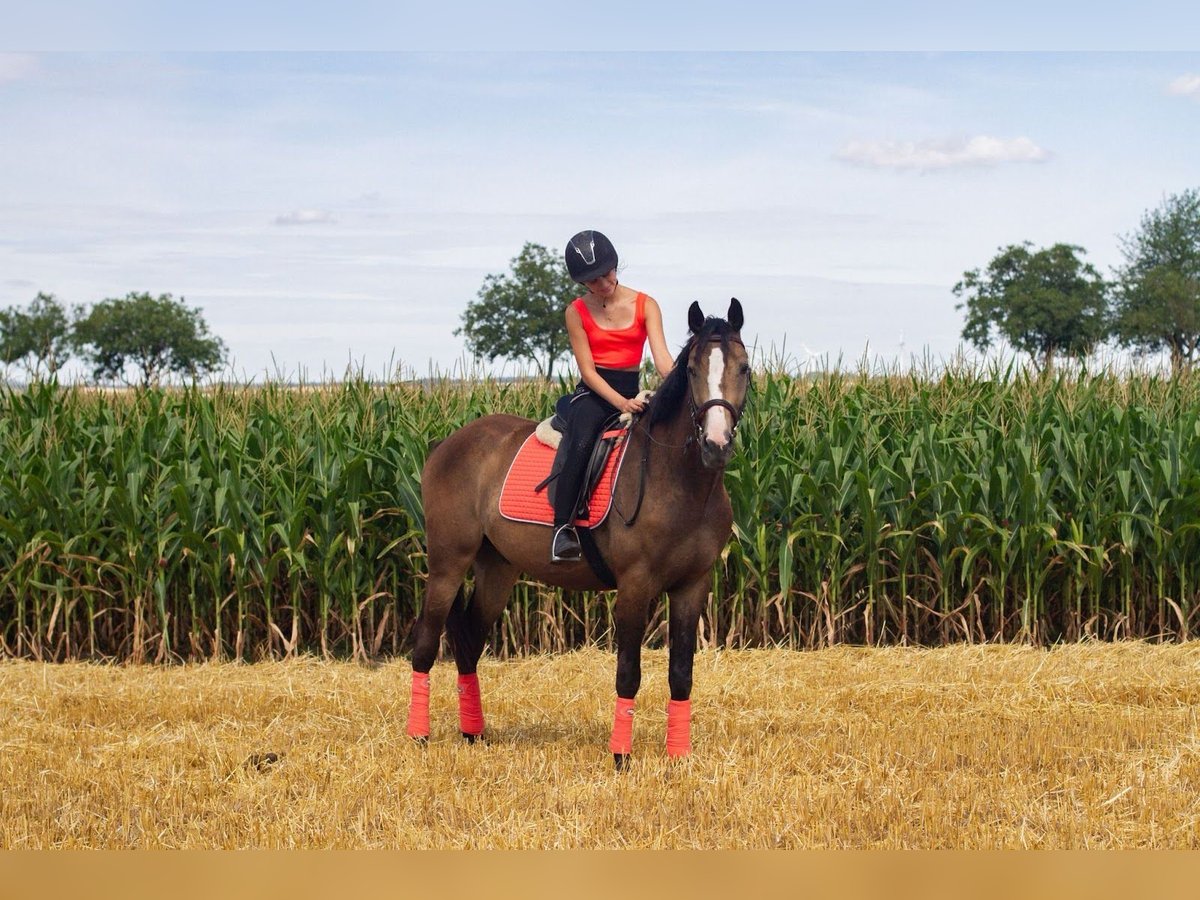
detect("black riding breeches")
[553,367,640,526]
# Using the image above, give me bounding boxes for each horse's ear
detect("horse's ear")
[688,302,705,333]
[727,297,743,332]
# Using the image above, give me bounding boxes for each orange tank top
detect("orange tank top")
[572,292,648,369]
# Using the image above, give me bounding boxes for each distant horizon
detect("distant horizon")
[2,338,1186,390]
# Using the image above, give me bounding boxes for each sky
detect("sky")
[2,11,1199,380]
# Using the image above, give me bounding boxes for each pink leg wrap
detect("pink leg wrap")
[457,673,485,736]
[666,699,692,758]
[406,671,431,739]
[610,697,636,755]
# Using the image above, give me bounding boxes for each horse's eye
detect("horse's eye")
[739,364,750,376]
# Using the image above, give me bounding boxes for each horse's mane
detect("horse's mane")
[646,316,739,429]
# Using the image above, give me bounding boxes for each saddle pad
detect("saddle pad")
[499,429,630,528]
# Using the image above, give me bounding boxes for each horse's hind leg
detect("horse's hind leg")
[446,542,519,742]
[405,537,477,742]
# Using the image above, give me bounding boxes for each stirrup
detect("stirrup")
[551,524,582,562]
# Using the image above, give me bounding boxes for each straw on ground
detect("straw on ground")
[3,643,1200,848]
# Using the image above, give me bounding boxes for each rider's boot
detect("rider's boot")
[551,523,582,562]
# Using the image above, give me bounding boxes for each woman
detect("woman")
[552,229,674,562]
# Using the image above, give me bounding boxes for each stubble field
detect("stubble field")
[3,642,1200,848]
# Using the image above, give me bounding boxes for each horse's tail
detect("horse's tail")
[444,585,484,665]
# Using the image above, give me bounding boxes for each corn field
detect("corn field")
[3,364,1200,662]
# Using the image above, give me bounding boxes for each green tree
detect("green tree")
[73,292,227,385]
[1111,188,1200,375]
[455,242,576,379]
[954,242,1110,372]
[0,292,73,381]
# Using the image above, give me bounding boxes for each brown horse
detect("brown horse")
[406,299,749,767]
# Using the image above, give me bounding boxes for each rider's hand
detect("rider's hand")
[621,395,646,415]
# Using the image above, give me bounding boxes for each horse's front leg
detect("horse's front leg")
[611,593,651,771]
[666,576,707,759]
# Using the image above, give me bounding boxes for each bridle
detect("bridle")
[617,332,747,527]
[687,334,748,440]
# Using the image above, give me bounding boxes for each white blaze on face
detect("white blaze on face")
[704,346,729,446]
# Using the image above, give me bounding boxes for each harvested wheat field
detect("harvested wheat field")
[4,643,1200,848]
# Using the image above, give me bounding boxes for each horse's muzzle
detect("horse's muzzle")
[693,397,740,470]
[700,433,735,469]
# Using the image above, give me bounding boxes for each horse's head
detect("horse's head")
[682,298,749,470]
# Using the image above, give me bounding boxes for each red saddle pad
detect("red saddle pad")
[499,428,630,528]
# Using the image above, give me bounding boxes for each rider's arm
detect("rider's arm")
[643,295,674,379]
[566,304,642,414]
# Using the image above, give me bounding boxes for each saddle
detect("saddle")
[497,390,651,530]
[535,389,652,519]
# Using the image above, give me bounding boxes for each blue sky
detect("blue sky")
[2,46,1199,378]
[7,2,1200,51]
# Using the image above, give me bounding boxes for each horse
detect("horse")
[406,298,749,768]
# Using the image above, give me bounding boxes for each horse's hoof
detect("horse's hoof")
[613,753,630,771]
[462,732,484,744]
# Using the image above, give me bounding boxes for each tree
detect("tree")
[1111,188,1200,375]
[954,242,1110,372]
[73,292,227,385]
[0,292,74,380]
[455,242,576,379]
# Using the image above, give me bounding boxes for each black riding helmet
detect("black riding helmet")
[565,230,618,283]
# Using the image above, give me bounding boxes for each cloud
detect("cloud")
[273,208,337,226]
[0,53,38,84]
[1167,74,1200,97]
[835,135,1050,171]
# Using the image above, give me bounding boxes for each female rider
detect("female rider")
[552,230,674,562]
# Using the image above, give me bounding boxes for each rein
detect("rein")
[615,420,653,527]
